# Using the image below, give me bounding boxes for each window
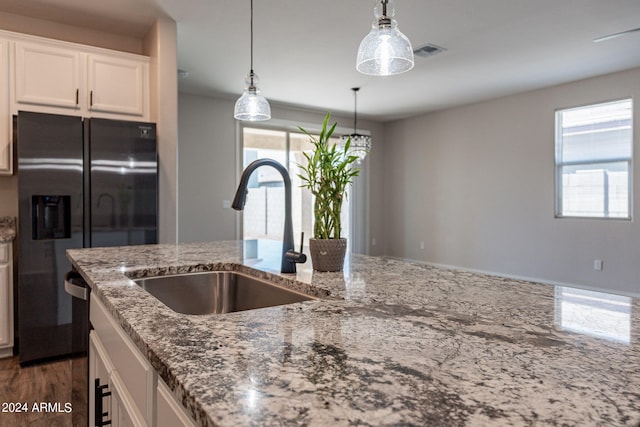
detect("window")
[241,126,351,247]
[555,99,633,219]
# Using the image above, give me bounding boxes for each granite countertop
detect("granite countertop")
[66,240,640,427]
[0,216,16,243]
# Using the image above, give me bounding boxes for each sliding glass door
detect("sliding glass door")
[241,126,351,248]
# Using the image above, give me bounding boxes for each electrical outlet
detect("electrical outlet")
[420,241,425,250]
[594,259,603,271]
[371,238,377,246]
[222,200,231,209]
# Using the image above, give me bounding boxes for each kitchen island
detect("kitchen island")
[67,240,640,427]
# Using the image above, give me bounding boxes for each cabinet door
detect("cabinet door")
[0,262,11,349]
[110,371,147,427]
[0,38,10,174]
[90,293,153,423]
[88,54,146,117]
[14,41,81,110]
[89,332,114,427]
[156,379,197,427]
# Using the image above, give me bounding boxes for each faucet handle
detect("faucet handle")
[285,232,307,264]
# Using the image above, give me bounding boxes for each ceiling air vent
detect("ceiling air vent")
[413,43,447,58]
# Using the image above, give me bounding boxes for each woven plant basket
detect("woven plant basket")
[309,238,347,272]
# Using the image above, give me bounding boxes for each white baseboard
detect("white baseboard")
[0,347,14,359]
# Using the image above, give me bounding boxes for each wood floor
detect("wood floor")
[0,355,87,427]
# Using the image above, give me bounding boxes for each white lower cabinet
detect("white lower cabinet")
[89,331,114,426]
[89,330,147,427]
[110,369,149,427]
[156,380,197,427]
[89,294,197,427]
[0,243,13,357]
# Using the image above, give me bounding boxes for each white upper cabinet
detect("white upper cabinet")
[88,54,147,117]
[1,30,151,175]
[14,41,82,110]
[10,35,149,120]
[0,38,10,175]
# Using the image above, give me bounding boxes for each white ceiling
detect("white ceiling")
[2,0,640,121]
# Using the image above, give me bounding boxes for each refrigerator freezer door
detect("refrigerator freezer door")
[88,119,157,248]
[17,111,85,364]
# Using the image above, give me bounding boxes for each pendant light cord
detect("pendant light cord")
[247,0,256,88]
[250,0,254,74]
[352,87,360,134]
[378,0,391,27]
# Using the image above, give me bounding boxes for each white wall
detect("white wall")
[177,93,384,246]
[143,18,179,244]
[382,67,640,296]
[0,11,143,53]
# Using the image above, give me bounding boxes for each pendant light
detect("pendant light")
[234,0,271,121]
[340,88,371,164]
[356,0,414,76]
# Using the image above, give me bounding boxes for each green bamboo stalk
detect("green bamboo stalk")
[297,112,366,240]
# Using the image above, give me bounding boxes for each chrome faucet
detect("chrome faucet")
[232,158,307,273]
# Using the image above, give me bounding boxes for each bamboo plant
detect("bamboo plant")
[297,112,362,240]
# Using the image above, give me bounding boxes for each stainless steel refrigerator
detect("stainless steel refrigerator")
[16,111,158,365]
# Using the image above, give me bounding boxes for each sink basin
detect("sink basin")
[133,271,316,315]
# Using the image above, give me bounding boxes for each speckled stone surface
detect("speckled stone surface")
[67,240,640,427]
[0,216,16,242]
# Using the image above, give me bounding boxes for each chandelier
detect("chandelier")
[339,88,371,163]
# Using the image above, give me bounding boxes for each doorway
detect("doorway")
[240,126,353,250]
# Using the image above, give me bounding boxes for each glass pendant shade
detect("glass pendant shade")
[234,0,271,121]
[234,72,271,121]
[356,0,414,76]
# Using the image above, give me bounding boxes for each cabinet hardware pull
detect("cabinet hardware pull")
[95,378,112,427]
[75,89,79,105]
[90,90,93,107]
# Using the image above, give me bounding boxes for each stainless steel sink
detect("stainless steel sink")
[133,271,316,315]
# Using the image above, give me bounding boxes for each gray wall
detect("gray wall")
[178,94,237,243]
[382,67,640,296]
[177,93,385,246]
[179,67,639,296]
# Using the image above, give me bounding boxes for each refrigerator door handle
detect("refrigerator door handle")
[64,270,89,301]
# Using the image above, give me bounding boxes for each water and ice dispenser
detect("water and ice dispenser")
[31,195,71,240]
